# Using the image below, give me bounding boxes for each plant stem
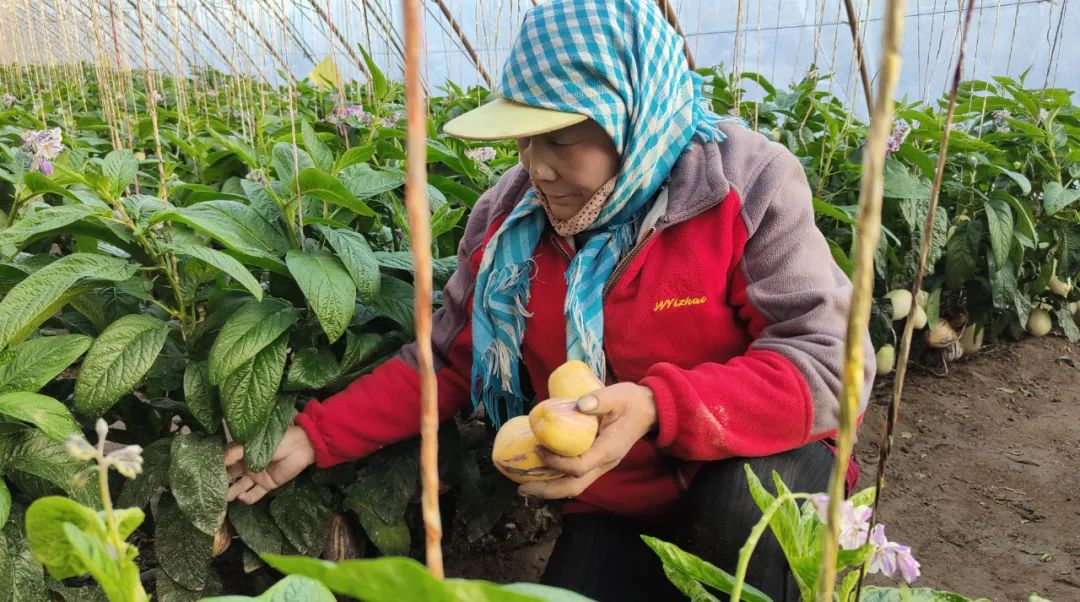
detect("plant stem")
[730,492,813,602]
[97,458,125,557]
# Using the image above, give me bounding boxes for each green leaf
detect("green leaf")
[271,143,315,187]
[7,532,48,602]
[261,555,446,601]
[155,201,288,271]
[333,146,376,173]
[431,206,466,241]
[340,331,383,375]
[0,205,105,248]
[228,499,290,556]
[23,172,83,203]
[339,163,406,199]
[102,150,138,197]
[882,161,930,199]
[1043,182,1080,215]
[243,395,294,472]
[640,536,772,602]
[499,583,596,602]
[945,222,982,289]
[285,348,340,391]
[0,334,92,394]
[0,253,137,351]
[1056,308,1080,343]
[0,429,100,506]
[343,445,417,555]
[301,121,335,173]
[62,523,142,602]
[986,164,1032,194]
[0,392,79,442]
[73,314,170,419]
[264,553,589,601]
[169,243,264,301]
[371,275,415,334]
[155,571,224,602]
[286,251,355,343]
[0,479,9,529]
[861,586,991,602]
[297,168,375,217]
[220,333,288,442]
[45,578,110,602]
[202,575,336,602]
[357,43,388,100]
[269,483,334,557]
[183,361,221,434]
[25,496,104,580]
[154,494,213,591]
[209,298,297,386]
[117,438,170,510]
[983,198,1014,270]
[168,434,227,536]
[317,225,381,303]
[373,251,457,282]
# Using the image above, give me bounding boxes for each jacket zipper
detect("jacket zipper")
[602,227,657,299]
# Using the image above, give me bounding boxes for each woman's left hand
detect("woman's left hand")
[518,382,658,500]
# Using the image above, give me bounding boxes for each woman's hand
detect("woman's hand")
[519,382,657,500]
[225,425,316,504]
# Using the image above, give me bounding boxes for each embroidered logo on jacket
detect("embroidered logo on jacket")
[653,296,708,312]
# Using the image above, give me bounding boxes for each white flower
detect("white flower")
[106,445,144,479]
[65,434,98,461]
[465,146,497,163]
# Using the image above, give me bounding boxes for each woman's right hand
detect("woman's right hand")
[225,425,316,504]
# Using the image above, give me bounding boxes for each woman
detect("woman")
[225,0,874,599]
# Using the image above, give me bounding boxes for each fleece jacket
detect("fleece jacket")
[296,123,875,519]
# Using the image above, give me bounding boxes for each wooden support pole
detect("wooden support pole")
[843,0,874,114]
[401,0,443,580]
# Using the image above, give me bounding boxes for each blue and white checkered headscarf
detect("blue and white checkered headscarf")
[471,0,733,427]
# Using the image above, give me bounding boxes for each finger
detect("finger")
[224,442,245,467]
[227,462,245,482]
[518,465,607,499]
[575,386,625,416]
[227,475,254,502]
[238,484,269,505]
[540,424,629,477]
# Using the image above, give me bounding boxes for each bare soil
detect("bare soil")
[444,336,1080,600]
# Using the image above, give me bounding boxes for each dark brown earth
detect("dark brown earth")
[444,336,1080,600]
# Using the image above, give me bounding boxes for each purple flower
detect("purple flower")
[1,93,16,105]
[21,127,64,174]
[810,494,873,551]
[326,104,372,128]
[885,119,911,153]
[867,523,921,583]
[246,169,268,186]
[465,146,497,163]
[380,111,403,127]
[992,110,1011,132]
[149,90,163,104]
[206,88,219,99]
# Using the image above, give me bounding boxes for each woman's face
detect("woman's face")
[517,119,620,221]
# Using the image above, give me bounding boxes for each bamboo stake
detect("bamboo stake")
[401,0,443,579]
[432,0,493,88]
[654,0,696,70]
[815,0,908,599]
[843,0,874,114]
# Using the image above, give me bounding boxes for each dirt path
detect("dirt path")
[446,336,1080,600]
